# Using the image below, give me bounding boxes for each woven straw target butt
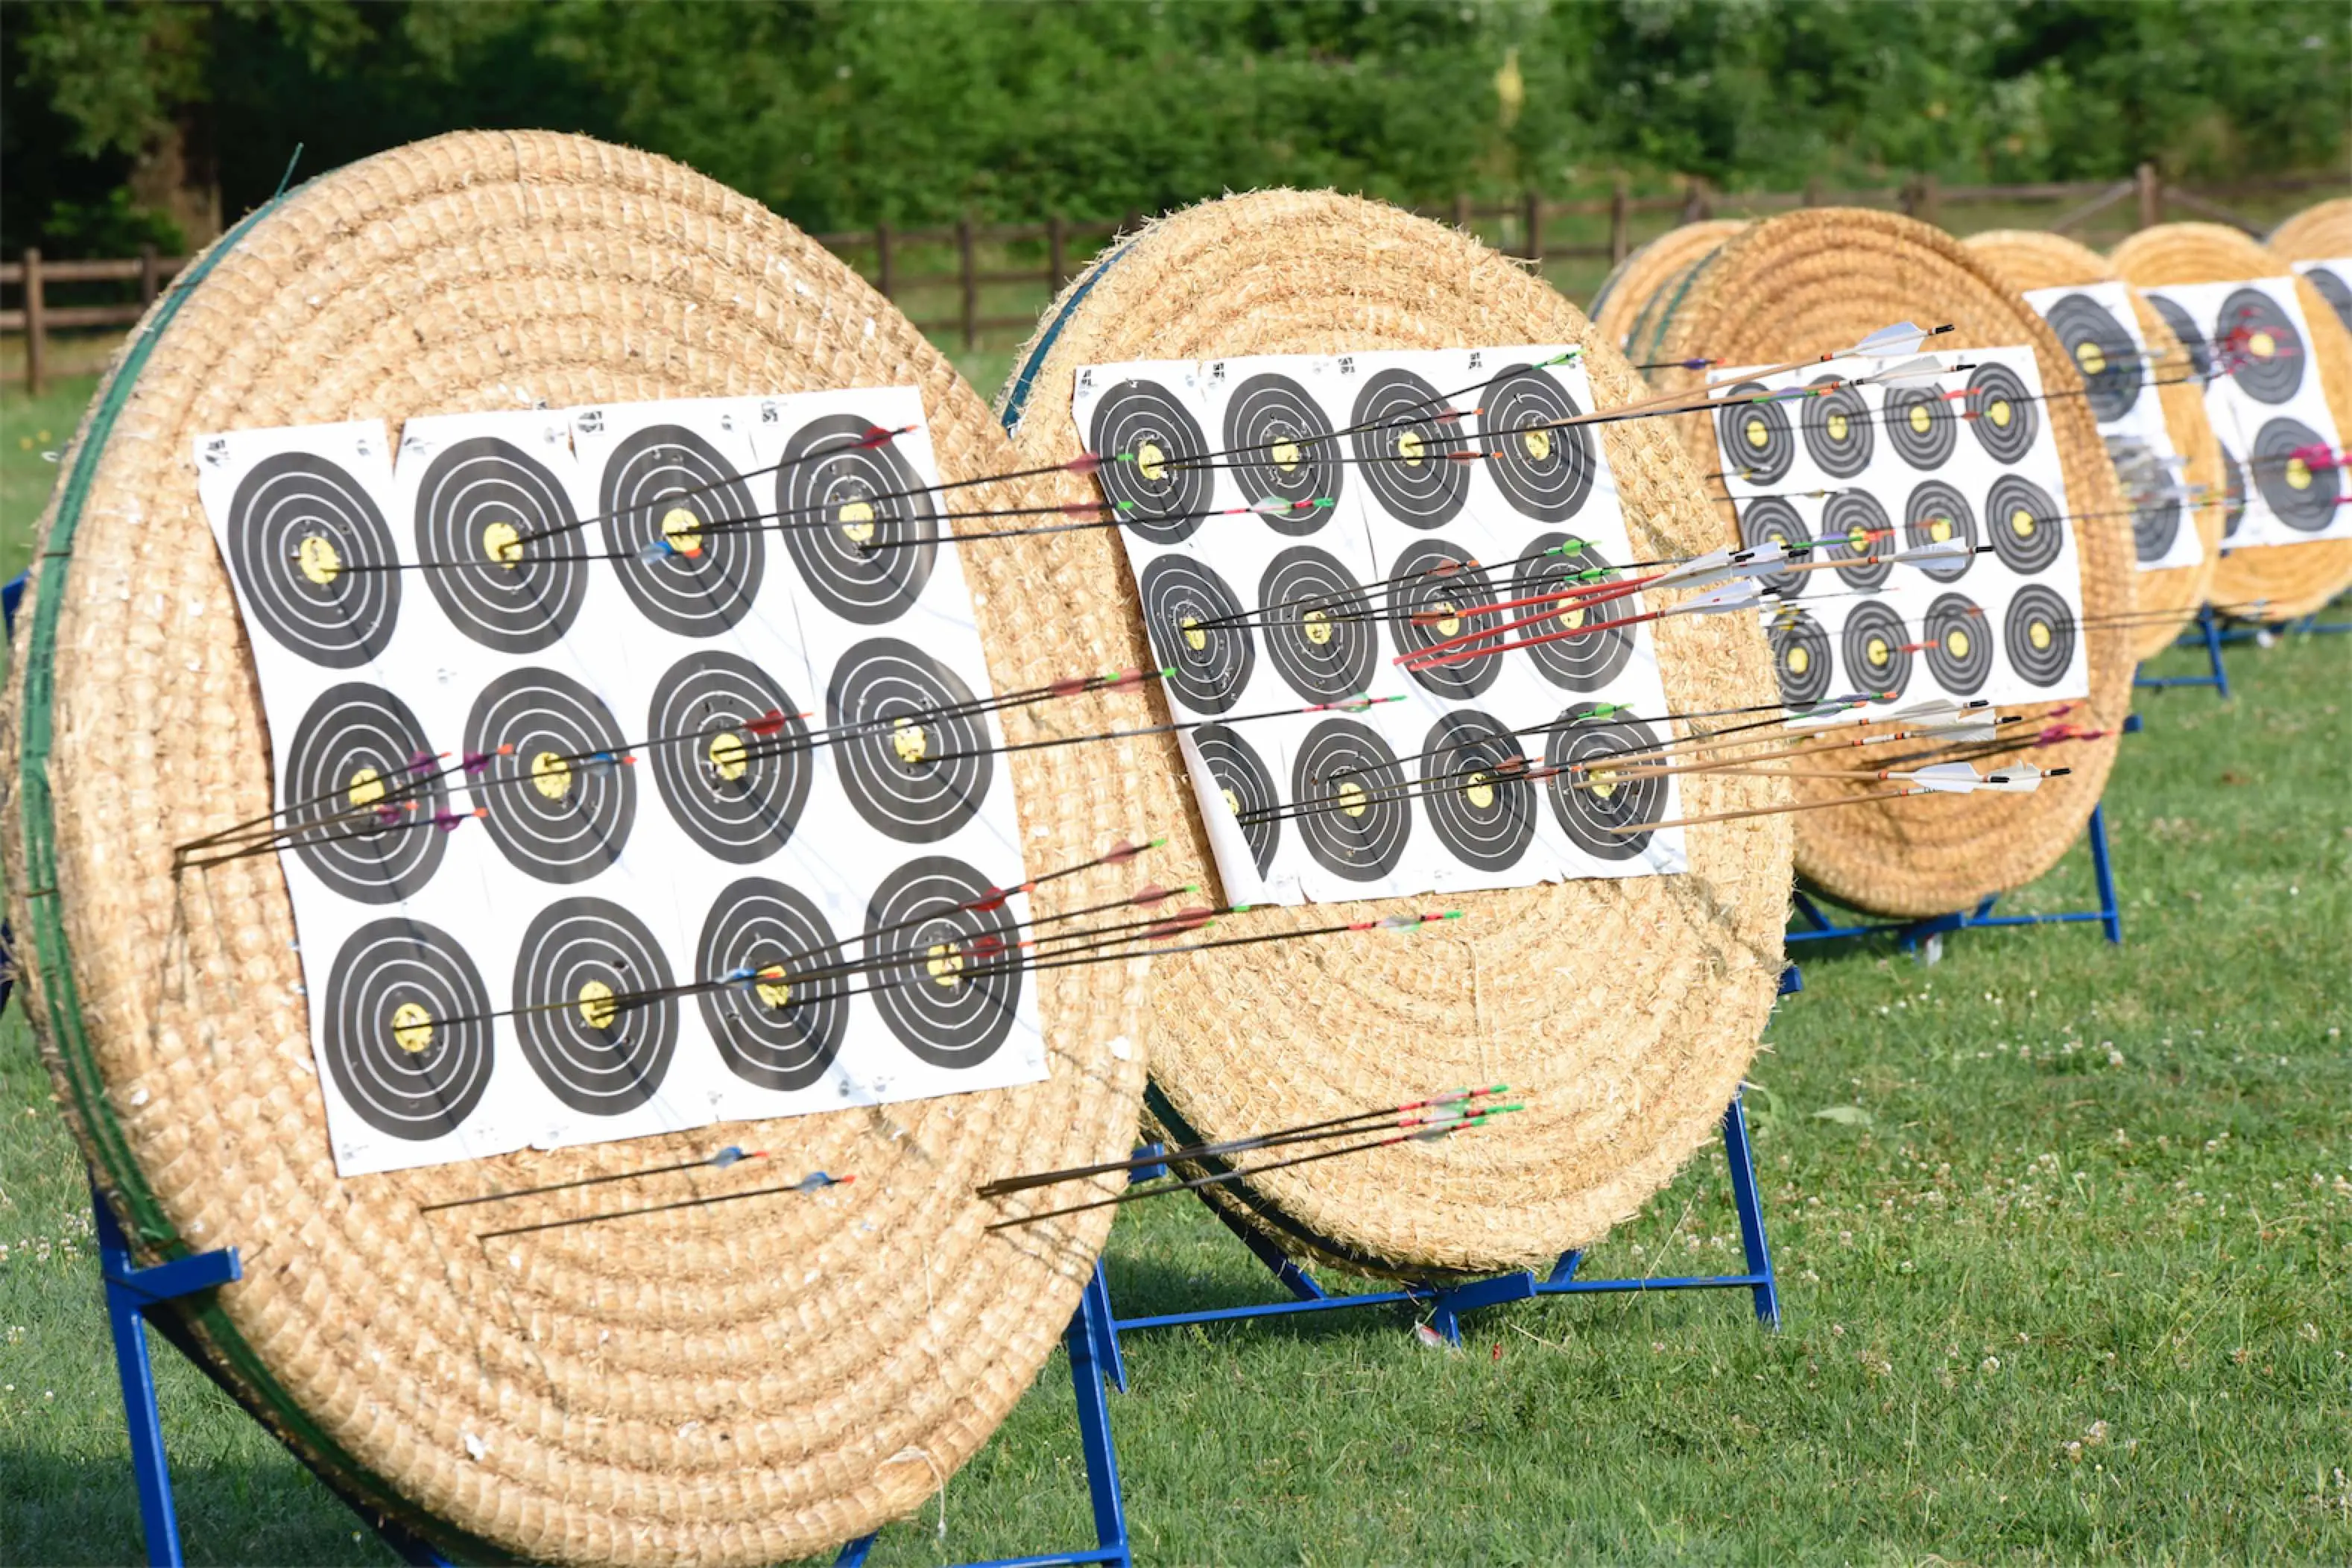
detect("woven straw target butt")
[1965,229,2225,661]
[1642,209,2134,919]
[999,190,1792,1279]
[2109,222,2352,621]
[1591,219,1747,361]
[1,132,1154,1567]
[2267,197,2352,263]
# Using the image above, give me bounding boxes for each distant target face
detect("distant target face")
[279,684,449,903]
[1543,704,1668,861]
[1985,472,2064,575]
[1922,594,1992,695]
[1903,480,1979,581]
[1479,363,1596,520]
[1511,534,1636,692]
[1189,722,1281,876]
[511,899,678,1116]
[411,437,587,652]
[1139,554,1254,714]
[1715,382,1796,486]
[2108,434,2183,563]
[777,413,939,623]
[1259,546,1377,702]
[1737,497,1810,598]
[464,668,636,882]
[224,452,400,667]
[1289,718,1414,882]
[826,639,993,844]
[1964,362,2038,464]
[2219,440,2248,539]
[1884,384,1959,470]
[2043,294,2143,422]
[1386,540,1506,700]
[697,878,849,1092]
[864,857,1022,1069]
[2004,584,2076,688]
[1840,601,1914,703]
[1223,373,1340,530]
[2303,265,2352,335]
[2251,416,2339,531]
[1420,709,1535,872]
[1767,608,1833,707]
[2216,287,2304,404]
[646,651,812,862]
[322,920,494,1141]
[1801,376,1874,478]
[2149,295,2213,382]
[1091,379,1213,543]
[598,425,765,636]
[1350,369,1470,528]
[1822,491,1895,589]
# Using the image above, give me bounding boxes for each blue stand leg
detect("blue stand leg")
[1720,1094,1780,1328]
[2203,607,2233,698]
[2088,803,2122,946]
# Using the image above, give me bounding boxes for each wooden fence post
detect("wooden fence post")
[1917,172,1941,227]
[1047,213,1067,291]
[957,217,978,350]
[1681,179,1710,223]
[1803,175,1823,208]
[875,222,894,301]
[1609,180,1630,264]
[1452,192,1473,235]
[139,243,161,306]
[1522,190,1543,264]
[22,248,45,396]
[2136,162,2161,230]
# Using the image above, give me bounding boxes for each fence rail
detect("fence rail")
[7,166,2343,393]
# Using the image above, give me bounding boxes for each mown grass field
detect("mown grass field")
[1,369,2347,1567]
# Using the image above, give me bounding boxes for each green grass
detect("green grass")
[3,378,2349,1567]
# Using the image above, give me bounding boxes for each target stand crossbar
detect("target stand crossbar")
[2134,604,2234,699]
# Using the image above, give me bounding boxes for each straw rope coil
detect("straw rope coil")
[2110,222,2352,621]
[1640,209,2134,918]
[1,131,1154,1566]
[997,190,1792,1280]
[2266,197,2352,263]
[1965,229,2225,661]
[1590,219,1748,359]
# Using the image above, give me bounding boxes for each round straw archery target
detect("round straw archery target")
[1922,592,1993,695]
[1417,710,1537,872]
[1589,218,1747,358]
[694,876,850,1092]
[1986,472,2066,574]
[1840,600,1914,700]
[4,132,1154,1567]
[2216,285,2305,404]
[2040,293,2144,421]
[411,437,588,652]
[2004,584,2077,687]
[597,424,765,636]
[1090,378,1214,542]
[222,451,401,666]
[645,651,812,862]
[862,856,1022,1067]
[2251,416,2340,530]
[1884,382,1960,470]
[1385,540,1507,699]
[1188,722,1281,874]
[1480,363,1599,519]
[1766,607,1834,707]
[1350,368,1472,527]
[1736,498,1810,597]
[1821,490,1896,589]
[1715,382,1798,486]
[777,413,941,622]
[1139,553,1255,712]
[1260,546,1379,701]
[1224,373,1344,525]
[1800,375,1875,477]
[1510,537,1639,689]
[322,918,496,1141]
[824,637,993,844]
[1542,706,1667,861]
[464,666,636,882]
[510,897,680,1115]
[2267,197,2352,266]
[1289,717,1414,881]
[1965,361,2040,464]
[2303,265,2352,335]
[1903,479,1979,581]
[279,683,449,902]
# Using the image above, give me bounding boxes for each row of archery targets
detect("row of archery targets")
[1,133,2343,1564]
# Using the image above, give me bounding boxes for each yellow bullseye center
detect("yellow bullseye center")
[577,979,619,1029]
[707,730,747,782]
[531,751,572,800]
[1464,771,1495,810]
[1847,525,1872,550]
[926,942,965,987]
[2011,508,2036,537]
[890,716,929,765]
[1180,615,1207,653]
[1523,426,1553,461]
[1929,516,1955,543]
[838,499,876,546]
[1989,399,2014,428]
[1947,628,1972,658]
[1786,645,1811,674]
[1744,416,1770,449]
[2029,619,2053,651]
[1432,601,1461,637]
[1335,780,1370,818]
[1397,429,1426,467]
[1301,607,1333,646]
[2249,329,2277,360]
[1136,440,1168,482]
[1866,636,1891,668]
[1271,437,1303,472]
[297,534,343,586]
[1559,604,1586,630]
[347,766,385,810]
[1221,786,1242,818]
[661,506,704,554]
[2076,341,2108,376]
[1827,411,1850,441]
[389,1001,434,1054]
[753,969,792,1009]
[2286,457,2313,490]
[1588,768,1618,800]
[481,519,523,569]
[1909,404,1934,434]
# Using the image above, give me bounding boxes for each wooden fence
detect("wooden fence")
[6,165,2343,393]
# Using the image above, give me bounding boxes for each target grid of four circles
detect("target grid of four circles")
[197,391,1046,1176]
[1713,346,2092,727]
[1076,346,1684,903]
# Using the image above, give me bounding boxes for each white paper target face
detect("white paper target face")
[196,389,1045,1177]
[1073,346,1684,908]
[2139,277,2350,553]
[2020,281,2199,573]
[1710,347,2090,723]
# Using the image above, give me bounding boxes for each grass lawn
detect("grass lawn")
[2,372,2348,1566]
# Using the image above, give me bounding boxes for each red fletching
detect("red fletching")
[1145,908,1215,941]
[1066,453,1106,477]
[1101,838,1143,865]
[1129,883,1178,905]
[1049,676,1093,697]
[967,886,1011,913]
[746,708,788,736]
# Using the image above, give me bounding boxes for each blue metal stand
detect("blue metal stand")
[2135,604,2232,698]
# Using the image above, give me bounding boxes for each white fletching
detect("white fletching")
[1861,353,1954,385]
[1901,762,1989,794]
[1667,542,1789,592]
[1675,579,1765,616]
[1890,539,1974,569]
[1653,546,1737,588]
[1846,321,1933,358]
[1980,763,2046,794]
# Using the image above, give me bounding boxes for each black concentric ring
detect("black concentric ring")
[1904,480,1979,581]
[1839,601,1914,702]
[1885,383,1959,470]
[1420,710,1534,873]
[2004,584,2076,688]
[464,668,635,883]
[1386,540,1505,699]
[1964,362,2039,464]
[279,683,449,903]
[647,651,812,862]
[1822,491,1895,589]
[2217,286,2304,404]
[1511,534,1637,691]
[1543,705,1669,862]
[322,920,494,1142]
[777,413,939,624]
[598,425,765,636]
[2251,416,2340,531]
[2108,434,2184,563]
[1289,718,1413,882]
[1090,379,1213,544]
[2043,293,2143,423]
[2303,265,2352,336]
[1189,722,1281,876]
[697,878,850,1092]
[1259,546,1378,702]
[2219,440,2248,540]
[1985,472,2064,575]
[1737,497,1810,598]
[1224,373,1341,529]
[1139,554,1254,714]
[1767,608,1833,708]
[826,639,993,844]
[1801,376,1874,478]
[2149,294,2213,382]
[1923,593,1992,696]
[411,437,587,653]
[512,899,678,1116]
[1715,382,1797,487]
[864,856,1022,1069]
[1479,364,1596,521]
[223,451,399,668]
[1350,369,1470,528]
